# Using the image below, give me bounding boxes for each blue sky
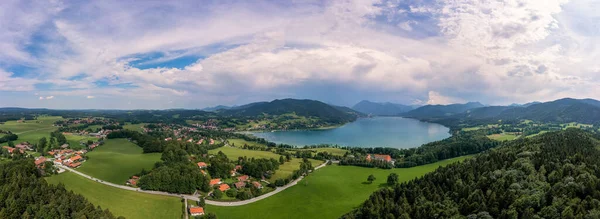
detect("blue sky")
[0,0,599,109]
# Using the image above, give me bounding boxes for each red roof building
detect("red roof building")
[2,146,15,153]
[189,207,205,216]
[253,181,263,189]
[69,155,83,163]
[218,184,230,192]
[237,175,249,182]
[34,157,47,166]
[68,162,81,168]
[197,162,207,168]
[366,154,392,162]
[234,181,246,189]
[209,178,221,186]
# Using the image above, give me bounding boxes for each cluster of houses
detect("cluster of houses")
[201,162,264,194]
[48,149,87,168]
[2,142,34,155]
[164,137,216,145]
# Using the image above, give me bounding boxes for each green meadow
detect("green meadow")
[0,116,62,146]
[487,133,519,141]
[77,139,161,184]
[46,172,182,219]
[208,156,472,219]
[227,138,267,148]
[123,123,147,132]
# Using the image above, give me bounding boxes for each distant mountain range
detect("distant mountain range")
[217,99,361,123]
[351,100,415,116]
[402,102,485,119]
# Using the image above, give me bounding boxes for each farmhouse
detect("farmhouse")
[366,154,392,162]
[2,146,16,154]
[189,207,204,216]
[234,181,246,189]
[252,181,263,189]
[69,155,83,163]
[34,156,47,167]
[218,184,230,192]
[68,162,81,168]
[197,162,207,168]
[127,176,139,186]
[209,178,222,186]
[237,175,249,182]
[14,143,32,151]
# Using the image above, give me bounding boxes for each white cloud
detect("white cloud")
[86,96,95,99]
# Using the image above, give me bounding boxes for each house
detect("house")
[15,144,32,151]
[60,144,69,149]
[252,181,263,189]
[200,170,207,175]
[237,175,249,182]
[209,178,222,186]
[235,165,242,170]
[164,137,172,141]
[34,156,47,167]
[366,154,392,162]
[69,155,83,163]
[234,181,246,189]
[48,151,56,156]
[189,207,204,216]
[2,146,15,154]
[68,162,81,168]
[128,176,139,186]
[218,184,230,192]
[187,138,193,143]
[197,162,207,168]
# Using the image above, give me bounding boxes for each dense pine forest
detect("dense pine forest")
[343,129,600,218]
[0,159,121,219]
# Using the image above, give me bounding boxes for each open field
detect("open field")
[123,123,147,132]
[299,147,349,156]
[46,172,182,219]
[78,139,161,184]
[461,126,482,131]
[210,146,280,160]
[65,134,98,150]
[227,138,267,148]
[563,122,593,129]
[487,133,519,141]
[526,130,550,138]
[270,158,324,182]
[208,156,472,219]
[0,116,62,146]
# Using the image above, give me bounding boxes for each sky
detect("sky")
[0,0,599,109]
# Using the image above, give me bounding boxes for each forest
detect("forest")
[343,129,600,218]
[0,159,121,219]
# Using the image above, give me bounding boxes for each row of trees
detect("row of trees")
[239,157,280,179]
[343,129,600,218]
[0,133,18,144]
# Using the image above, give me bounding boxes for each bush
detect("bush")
[226,189,237,197]
[213,189,223,199]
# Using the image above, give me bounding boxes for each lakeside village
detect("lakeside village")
[1,117,397,216]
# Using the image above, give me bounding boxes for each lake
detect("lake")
[249,117,451,149]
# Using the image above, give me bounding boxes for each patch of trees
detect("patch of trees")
[0,133,18,144]
[207,151,234,179]
[137,162,211,194]
[107,130,164,153]
[239,158,280,179]
[102,124,123,130]
[0,159,122,218]
[339,157,394,169]
[342,129,600,219]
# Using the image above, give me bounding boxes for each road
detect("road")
[56,161,329,207]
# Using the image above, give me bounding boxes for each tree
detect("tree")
[197,197,206,207]
[213,189,223,199]
[367,174,376,184]
[7,141,14,147]
[279,156,285,164]
[38,137,47,153]
[387,173,399,185]
[226,189,237,198]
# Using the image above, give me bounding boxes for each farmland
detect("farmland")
[77,139,161,184]
[46,172,183,219]
[208,156,472,219]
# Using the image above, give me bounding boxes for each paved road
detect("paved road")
[57,161,329,207]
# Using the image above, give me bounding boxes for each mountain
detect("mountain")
[462,105,516,119]
[402,102,485,119]
[496,98,600,124]
[330,105,367,117]
[219,99,359,123]
[343,129,600,218]
[201,105,232,112]
[351,100,414,116]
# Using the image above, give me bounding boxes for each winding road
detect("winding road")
[57,161,329,206]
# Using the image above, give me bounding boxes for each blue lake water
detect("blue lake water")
[249,117,451,149]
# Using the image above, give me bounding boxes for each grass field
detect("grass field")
[270,158,324,182]
[46,172,182,219]
[227,138,267,148]
[208,156,472,219]
[461,126,482,131]
[123,123,147,132]
[0,116,62,146]
[526,130,550,138]
[65,134,98,150]
[487,133,519,141]
[298,148,349,156]
[77,139,161,184]
[210,146,280,160]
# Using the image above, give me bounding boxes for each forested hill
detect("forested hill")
[219,99,360,123]
[342,129,600,219]
[351,100,414,116]
[402,102,484,119]
[494,98,600,124]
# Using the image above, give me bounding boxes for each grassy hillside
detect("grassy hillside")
[46,172,182,219]
[208,156,471,219]
[0,116,62,146]
[78,139,161,184]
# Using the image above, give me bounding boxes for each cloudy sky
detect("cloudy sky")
[0,0,598,109]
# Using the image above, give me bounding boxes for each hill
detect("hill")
[201,105,232,111]
[352,100,414,116]
[495,98,600,124]
[343,129,600,218]
[402,102,484,119]
[219,99,359,124]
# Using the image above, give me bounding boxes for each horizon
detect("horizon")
[1,0,599,109]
